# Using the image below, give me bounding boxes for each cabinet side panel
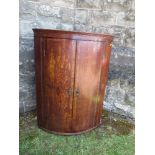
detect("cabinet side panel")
[34,37,44,126]
[72,41,105,132]
[43,38,76,133]
[96,43,112,123]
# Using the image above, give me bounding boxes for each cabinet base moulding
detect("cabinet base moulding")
[38,121,103,136]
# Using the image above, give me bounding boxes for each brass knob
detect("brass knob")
[76,89,80,96]
[67,88,73,96]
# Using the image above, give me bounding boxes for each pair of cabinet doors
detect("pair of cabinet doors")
[34,30,112,135]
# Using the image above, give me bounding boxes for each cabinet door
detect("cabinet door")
[72,41,106,132]
[43,38,76,133]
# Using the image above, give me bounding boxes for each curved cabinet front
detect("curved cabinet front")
[33,29,113,135]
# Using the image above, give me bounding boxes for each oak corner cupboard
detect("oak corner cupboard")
[33,28,113,135]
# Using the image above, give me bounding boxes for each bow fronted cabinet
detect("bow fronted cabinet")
[33,29,113,135]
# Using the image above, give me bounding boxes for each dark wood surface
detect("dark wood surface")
[44,38,76,132]
[33,29,113,42]
[72,41,105,132]
[33,29,113,135]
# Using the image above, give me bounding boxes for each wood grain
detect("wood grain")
[72,41,106,132]
[43,38,76,132]
[33,29,113,135]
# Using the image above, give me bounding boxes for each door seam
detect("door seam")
[71,40,78,130]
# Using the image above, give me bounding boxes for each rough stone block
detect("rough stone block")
[19,37,34,53]
[75,9,90,25]
[35,9,61,29]
[108,64,135,84]
[110,53,134,67]
[19,37,36,112]
[37,0,75,8]
[36,3,61,17]
[104,64,135,118]
[76,0,102,9]
[19,37,35,76]
[91,11,116,27]
[19,102,24,113]
[101,0,133,12]
[19,84,36,112]
[19,53,35,84]
[124,27,135,48]
[112,46,135,57]
[36,5,74,25]
[50,0,75,8]
[20,20,39,37]
[59,7,74,24]
[74,24,93,32]
[124,9,135,21]
[92,26,108,34]
[116,10,134,27]
[35,20,61,30]
[60,23,74,31]
[19,0,36,20]
[107,25,126,47]
[35,4,61,28]
[131,0,135,10]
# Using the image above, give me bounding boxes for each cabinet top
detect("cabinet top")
[33,29,113,42]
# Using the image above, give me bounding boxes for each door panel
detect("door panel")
[43,38,76,132]
[96,43,112,124]
[72,41,105,132]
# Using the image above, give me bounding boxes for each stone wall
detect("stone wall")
[19,0,135,119]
